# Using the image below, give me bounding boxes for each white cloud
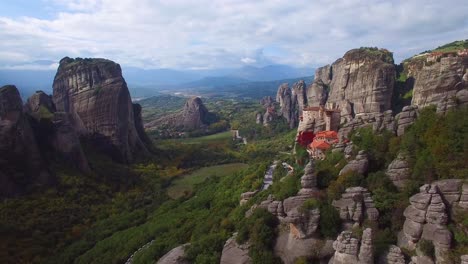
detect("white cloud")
[0,0,467,69]
[241,57,256,64]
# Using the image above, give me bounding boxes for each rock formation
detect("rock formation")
[220,234,251,264]
[156,244,190,264]
[330,228,374,264]
[240,191,257,206]
[314,48,395,117]
[179,97,210,130]
[395,105,418,136]
[25,91,56,118]
[399,181,467,263]
[276,83,298,128]
[25,91,90,173]
[386,152,411,190]
[52,57,150,163]
[383,245,406,264]
[339,151,369,176]
[0,85,50,197]
[332,187,379,226]
[291,80,307,114]
[297,161,318,196]
[338,110,395,139]
[408,54,468,113]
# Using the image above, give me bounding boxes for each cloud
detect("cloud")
[241,57,256,64]
[0,0,467,70]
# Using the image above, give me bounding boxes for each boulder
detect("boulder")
[240,191,257,206]
[461,255,468,264]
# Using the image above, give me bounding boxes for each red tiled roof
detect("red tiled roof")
[316,130,338,139]
[310,140,331,150]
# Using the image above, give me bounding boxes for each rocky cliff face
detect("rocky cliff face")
[0,85,50,197]
[276,83,298,128]
[52,57,150,163]
[315,48,395,116]
[408,55,468,113]
[332,187,379,227]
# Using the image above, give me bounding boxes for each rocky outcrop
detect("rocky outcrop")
[297,161,318,196]
[255,112,263,124]
[358,228,374,264]
[52,57,150,163]
[0,85,50,197]
[409,55,468,113]
[330,229,374,264]
[240,191,257,206]
[332,187,379,226]
[220,234,251,264]
[386,152,411,190]
[398,181,467,263]
[274,230,334,264]
[338,110,395,139]
[276,83,298,128]
[260,96,274,107]
[24,91,90,173]
[25,91,56,119]
[156,244,189,264]
[179,97,210,130]
[292,80,307,114]
[395,105,418,136]
[461,255,468,264]
[382,245,406,264]
[314,48,395,118]
[339,151,369,176]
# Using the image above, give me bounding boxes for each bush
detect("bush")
[318,202,341,239]
[417,239,435,258]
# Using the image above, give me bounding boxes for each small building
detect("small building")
[307,130,339,160]
[302,103,340,131]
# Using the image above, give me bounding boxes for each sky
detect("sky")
[0,0,467,70]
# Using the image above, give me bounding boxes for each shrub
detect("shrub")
[417,239,435,258]
[318,202,341,238]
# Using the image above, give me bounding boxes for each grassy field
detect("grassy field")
[167,163,248,199]
[163,131,232,144]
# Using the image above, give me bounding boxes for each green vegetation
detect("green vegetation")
[432,39,468,53]
[357,47,394,64]
[236,209,281,264]
[167,163,248,199]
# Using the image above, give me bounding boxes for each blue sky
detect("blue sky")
[0,0,467,70]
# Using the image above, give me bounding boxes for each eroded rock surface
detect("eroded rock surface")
[52,57,150,163]
[395,105,418,136]
[330,229,374,264]
[220,234,251,264]
[386,152,411,190]
[156,244,189,264]
[409,55,468,113]
[0,85,50,197]
[339,151,369,176]
[382,245,406,264]
[332,187,379,225]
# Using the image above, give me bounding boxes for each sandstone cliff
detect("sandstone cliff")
[405,53,468,112]
[0,85,50,197]
[52,57,150,163]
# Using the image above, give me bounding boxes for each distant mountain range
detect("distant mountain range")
[0,64,313,99]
